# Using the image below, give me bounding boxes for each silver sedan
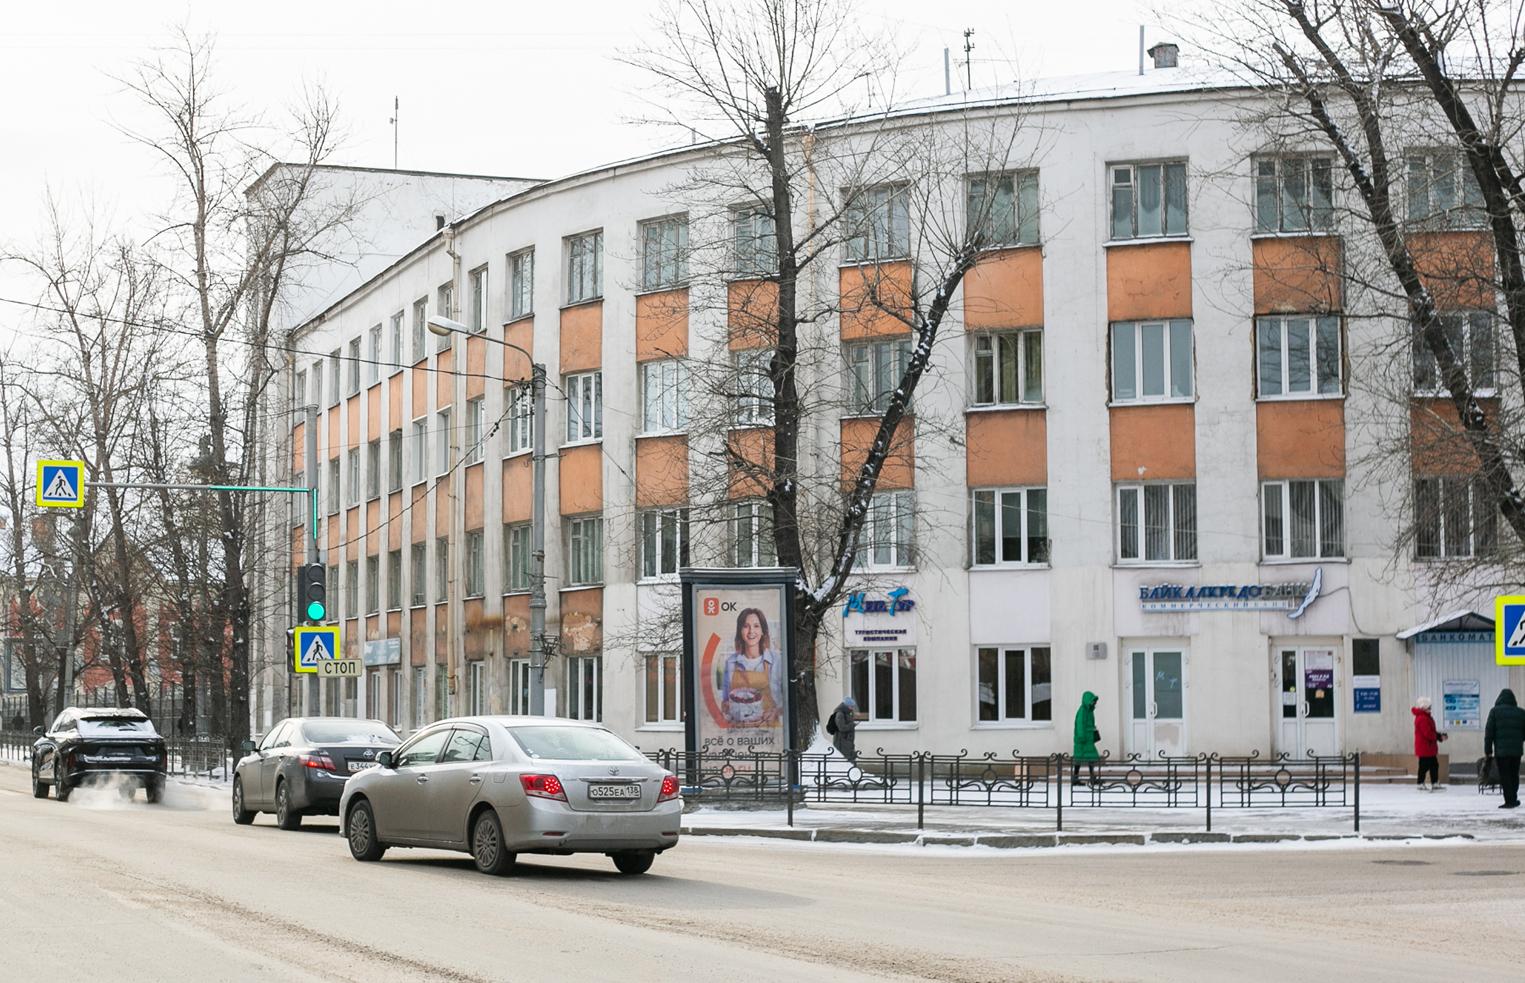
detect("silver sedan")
[338,716,681,876]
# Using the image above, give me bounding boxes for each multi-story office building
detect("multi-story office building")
[256,52,1522,765]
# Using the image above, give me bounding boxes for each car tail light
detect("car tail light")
[520,774,566,801]
[299,752,336,771]
[658,774,681,802]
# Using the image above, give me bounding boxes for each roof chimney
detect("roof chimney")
[1147,42,1179,69]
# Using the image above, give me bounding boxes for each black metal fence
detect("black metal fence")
[0,729,236,782]
[649,747,1363,831]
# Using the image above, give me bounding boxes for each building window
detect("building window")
[971,487,1049,565]
[1413,311,1496,394]
[1258,316,1341,397]
[388,429,403,492]
[1415,476,1496,558]
[464,530,484,598]
[639,507,689,580]
[366,439,381,500]
[1263,479,1344,560]
[410,544,426,607]
[971,330,1042,406]
[844,183,910,262]
[644,653,682,724]
[564,656,601,721]
[849,648,916,722]
[976,646,1052,723]
[967,170,1039,246]
[1255,156,1334,233]
[311,359,324,408]
[640,359,688,433]
[293,369,306,413]
[1407,149,1485,227]
[509,248,534,320]
[1111,319,1193,402]
[468,265,489,333]
[505,384,533,454]
[508,659,531,714]
[345,560,359,616]
[290,471,304,526]
[436,283,454,350]
[845,338,910,415]
[731,500,776,567]
[1110,160,1188,239]
[387,549,402,610]
[348,338,362,395]
[347,448,360,506]
[464,397,484,465]
[435,537,449,601]
[564,371,603,443]
[640,214,689,290]
[412,666,427,729]
[734,349,773,425]
[468,662,486,715]
[367,324,382,385]
[327,350,341,404]
[566,230,603,304]
[387,667,401,726]
[327,457,339,514]
[503,523,530,593]
[436,408,452,474]
[365,555,379,614]
[412,297,427,363]
[327,563,339,615]
[389,311,404,370]
[1117,483,1198,563]
[857,490,913,569]
[410,418,428,484]
[567,515,603,586]
[732,205,776,276]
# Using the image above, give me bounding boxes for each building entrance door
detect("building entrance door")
[1126,648,1187,757]
[1275,647,1338,758]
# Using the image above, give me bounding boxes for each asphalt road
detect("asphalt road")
[2,766,1523,983]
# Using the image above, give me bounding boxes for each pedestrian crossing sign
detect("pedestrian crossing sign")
[1495,596,1525,666]
[293,625,340,674]
[35,460,85,508]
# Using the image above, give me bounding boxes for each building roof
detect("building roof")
[1396,609,1495,640]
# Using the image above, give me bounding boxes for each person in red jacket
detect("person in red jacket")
[1412,697,1447,791]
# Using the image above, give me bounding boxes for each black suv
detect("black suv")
[32,707,168,802]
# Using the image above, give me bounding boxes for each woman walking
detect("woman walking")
[1072,691,1101,786]
[1411,697,1445,791]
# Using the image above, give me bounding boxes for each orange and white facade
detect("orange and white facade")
[254,64,1524,766]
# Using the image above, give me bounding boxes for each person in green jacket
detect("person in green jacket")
[1072,691,1101,786]
[1484,688,1525,809]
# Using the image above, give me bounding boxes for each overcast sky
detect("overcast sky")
[0,0,1158,340]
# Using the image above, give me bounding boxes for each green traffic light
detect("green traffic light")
[306,601,326,621]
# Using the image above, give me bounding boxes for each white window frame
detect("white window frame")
[1406,149,1486,228]
[843,183,910,262]
[328,350,341,405]
[365,555,380,614]
[409,543,427,608]
[845,338,910,415]
[566,230,603,304]
[970,487,1049,566]
[509,248,534,320]
[468,265,489,333]
[733,349,774,426]
[1111,319,1194,403]
[731,500,776,568]
[436,283,455,350]
[1257,315,1342,399]
[564,656,601,721]
[435,536,449,602]
[1412,311,1497,396]
[732,205,776,276]
[412,666,427,729]
[974,645,1053,724]
[389,311,404,372]
[640,358,689,434]
[464,530,484,598]
[505,384,533,455]
[508,659,532,715]
[464,397,484,466]
[348,338,362,395]
[640,214,689,291]
[970,330,1043,407]
[564,371,603,443]
[388,429,403,492]
[411,297,428,363]
[367,324,382,385]
[468,662,486,715]
[347,449,360,506]
[1415,476,1497,559]
[856,490,914,570]
[311,359,324,408]
[410,418,428,485]
[503,523,530,593]
[1109,160,1188,240]
[436,408,452,475]
[293,369,306,413]
[366,439,381,500]
[345,559,359,617]
[387,548,402,611]
[1262,479,1345,561]
[643,653,683,726]
[1116,482,1198,564]
[639,507,689,581]
[567,515,603,586]
[967,170,1040,247]
[1254,155,1334,234]
[848,648,917,723]
[326,457,339,514]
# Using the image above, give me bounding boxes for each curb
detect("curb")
[678,824,1477,850]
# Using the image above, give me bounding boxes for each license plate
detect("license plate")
[348,761,379,773]
[587,782,641,800]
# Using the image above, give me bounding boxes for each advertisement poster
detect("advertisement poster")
[1352,674,1381,713]
[683,572,795,755]
[1443,678,1481,730]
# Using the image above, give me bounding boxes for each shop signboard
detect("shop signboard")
[363,638,401,667]
[1442,678,1481,730]
[681,568,797,756]
[841,586,916,647]
[1139,568,1322,618]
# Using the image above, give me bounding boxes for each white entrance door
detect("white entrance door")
[1276,647,1338,758]
[1126,648,1188,757]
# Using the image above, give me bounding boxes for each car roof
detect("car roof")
[74,707,149,720]
[425,715,606,730]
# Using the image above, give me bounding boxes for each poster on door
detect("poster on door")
[1443,678,1481,730]
[682,570,796,756]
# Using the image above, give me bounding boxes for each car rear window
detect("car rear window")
[300,720,400,745]
[508,725,645,762]
[77,717,157,737]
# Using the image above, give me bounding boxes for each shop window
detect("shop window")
[849,648,916,723]
[976,646,1052,722]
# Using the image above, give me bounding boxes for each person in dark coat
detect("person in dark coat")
[1411,697,1445,791]
[828,697,858,763]
[1484,688,1525,809]
[1072,691,1101,786]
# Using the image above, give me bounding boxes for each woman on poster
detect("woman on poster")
[720,608,785,725]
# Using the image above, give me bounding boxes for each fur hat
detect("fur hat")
[1414,696,1432,710]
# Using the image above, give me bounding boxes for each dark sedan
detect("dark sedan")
[232,717,401,829]
[31,707,168,803]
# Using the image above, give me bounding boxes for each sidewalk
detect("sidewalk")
[680,783,1525,849]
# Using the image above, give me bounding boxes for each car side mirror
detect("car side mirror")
[32,726,42,736]
[376,750,394,769]
[240,740,257,753]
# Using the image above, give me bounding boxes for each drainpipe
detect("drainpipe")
[442,224,463,714]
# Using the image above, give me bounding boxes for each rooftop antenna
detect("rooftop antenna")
[388,96,399,169]
[963,28,975,90]
[944,46,951,97]
[1138,26,1146,76]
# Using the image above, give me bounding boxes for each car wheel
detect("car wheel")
[231,778,256,824]
[55,777,72,803]
[471,809,516,876]
[32,769,48,799]
[275,782,301,830]
[145,781,164,805]
[347,800,387,862]
[611,850,655,876]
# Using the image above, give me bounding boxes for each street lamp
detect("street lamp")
[428,315,549,716]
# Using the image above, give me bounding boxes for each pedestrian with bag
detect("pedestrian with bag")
[827,696,858,764]
[1072,691,1101,786]
[1411,697,1446,791]
[1484,688,1525,809]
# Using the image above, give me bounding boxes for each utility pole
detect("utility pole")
[963,28,975,91]
[943,47,951,97]
[389,97,399,170]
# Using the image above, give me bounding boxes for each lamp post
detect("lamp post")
[428,316,548,716]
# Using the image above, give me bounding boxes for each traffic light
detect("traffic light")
[296,563,327,623]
